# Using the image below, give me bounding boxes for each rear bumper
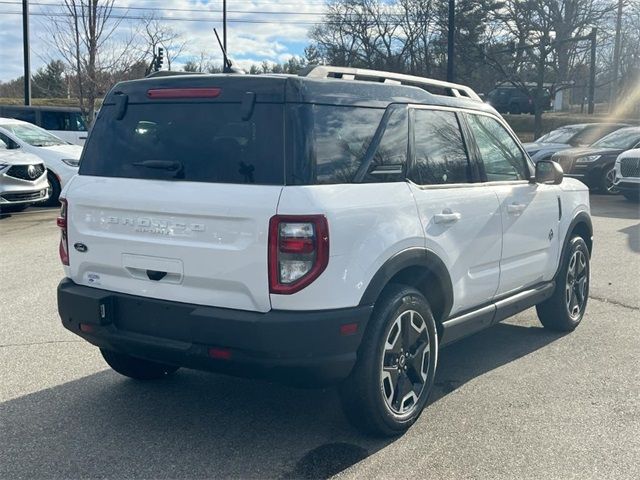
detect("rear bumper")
[57,279,372,385]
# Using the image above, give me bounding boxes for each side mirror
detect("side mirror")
[535,160,563,185]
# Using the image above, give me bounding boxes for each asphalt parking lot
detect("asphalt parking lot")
[1,195,638,479]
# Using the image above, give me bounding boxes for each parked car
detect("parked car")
[552,126,640,194]
[57,66,592,437]
[0,137,49,213]
[0,105,88,145]
[614,149,640,201]
[485,85,552,114]
[524,123,630,162]
[0,118,82,205]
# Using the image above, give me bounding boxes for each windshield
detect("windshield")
[537,126,581,144]
[592,128,640,150]
[0,123,66,147]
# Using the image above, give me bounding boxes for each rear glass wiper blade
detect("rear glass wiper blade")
[132,160,183,171]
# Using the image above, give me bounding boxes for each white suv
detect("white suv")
[614,149,640,201]
[56,67,593,436]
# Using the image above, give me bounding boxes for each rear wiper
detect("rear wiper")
[132,160,182,171]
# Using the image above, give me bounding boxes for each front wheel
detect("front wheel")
[340,285,438,437]
[41,172,61,207]
[101,349,179,380]
[536,236,590,331]
[600,166,619,195]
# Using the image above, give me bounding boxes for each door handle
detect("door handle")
[434,211,461,224]
[507,203,526,214]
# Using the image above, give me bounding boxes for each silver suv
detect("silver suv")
[0,138,48,213]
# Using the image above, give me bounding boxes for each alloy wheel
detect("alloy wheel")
[566,250,588,320]
[380,310,430,418]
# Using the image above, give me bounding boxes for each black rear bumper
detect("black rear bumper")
[58,279,372,385]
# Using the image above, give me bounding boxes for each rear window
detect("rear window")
[80,103,284,185]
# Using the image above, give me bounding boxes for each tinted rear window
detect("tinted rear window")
[80,103,284,185]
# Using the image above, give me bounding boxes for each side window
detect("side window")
[42,111,67,131]
[410,109,471,185]
[3,108,36,125]
[311,105,384,184]
[363,106,408,183]
[466,114,529,181]
[0,132,17,149]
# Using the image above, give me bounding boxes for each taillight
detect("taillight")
[57,198,69,266]
[268,215,329,294]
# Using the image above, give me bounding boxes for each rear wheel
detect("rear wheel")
[100,348,179,380]
[340,285,438,437]
[536,236,590,331]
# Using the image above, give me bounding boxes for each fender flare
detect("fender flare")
[358,247,454,320]
[555,211,593,279]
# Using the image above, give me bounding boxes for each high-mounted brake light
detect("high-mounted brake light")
[57,198,69,266]
[146,87,222,99]
[268,215,329,294]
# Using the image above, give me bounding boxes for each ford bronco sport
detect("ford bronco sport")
[57,66,593,436]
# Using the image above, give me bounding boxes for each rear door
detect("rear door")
[65,86,286,312]
[464,112,560,296]
[408,107,502,316]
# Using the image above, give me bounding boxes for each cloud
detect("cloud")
[0,0,325,82]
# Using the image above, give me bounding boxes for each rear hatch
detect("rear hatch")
[64,76,287,312]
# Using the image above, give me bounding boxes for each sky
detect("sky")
[0,0,328,82]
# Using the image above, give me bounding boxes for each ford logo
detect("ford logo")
[74,242,88,253]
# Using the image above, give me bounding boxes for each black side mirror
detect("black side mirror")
[535,160,563,185]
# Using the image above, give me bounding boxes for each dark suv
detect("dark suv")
[486,85,552,115]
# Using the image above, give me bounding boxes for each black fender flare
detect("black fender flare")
[358,247,454,320]
[555,211,593,279]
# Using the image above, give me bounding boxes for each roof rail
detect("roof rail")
[299,65,482,102]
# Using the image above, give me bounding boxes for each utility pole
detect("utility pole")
[610,0,623,109]
[223,0,227,53]
[588,28,597,115]
[447,0,455,82]
[22,0,31,106]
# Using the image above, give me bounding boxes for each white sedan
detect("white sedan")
[0,117,82,205]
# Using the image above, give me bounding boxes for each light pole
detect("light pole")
[22,0,31,106]
[447,0,455,82]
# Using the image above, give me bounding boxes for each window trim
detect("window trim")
[461,110,534,182]
[407,105,475,186]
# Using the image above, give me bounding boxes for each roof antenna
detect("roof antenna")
[214,28,244,74]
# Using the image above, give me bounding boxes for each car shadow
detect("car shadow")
[0,321,565,479]
[590,195,640,220]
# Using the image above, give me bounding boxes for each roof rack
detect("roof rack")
[299,65,482,102]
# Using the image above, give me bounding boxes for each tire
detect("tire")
[41,172,61,207]
[623,191,640,202]
[536,236,590,332]
[599,166,619,195]
[509,103,522,115]
[0,203,30,214]
[340,284,438,437]
[100,348,179,380]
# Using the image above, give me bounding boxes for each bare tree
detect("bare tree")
[141,16,188,71]
[44,0,143,123]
